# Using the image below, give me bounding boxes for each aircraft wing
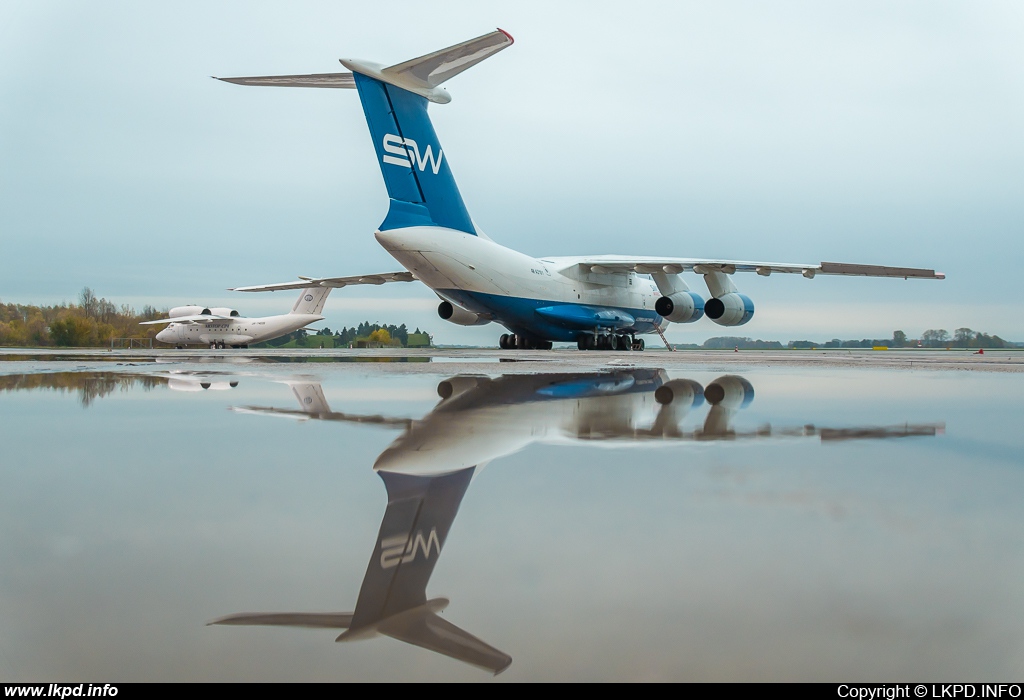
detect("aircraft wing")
[231,405,414,429]
[140,315,233,325]
[231,271,417,292]
[561,257,944,280]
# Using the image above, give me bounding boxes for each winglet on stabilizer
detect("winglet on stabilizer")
[215,28,513,104]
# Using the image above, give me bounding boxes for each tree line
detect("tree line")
[258,322,432,349]
[0,288,163,347]
[703,329,1015,350]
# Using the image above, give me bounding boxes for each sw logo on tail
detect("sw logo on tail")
[382,134,444,174]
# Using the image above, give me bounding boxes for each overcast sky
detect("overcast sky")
[2,1,1022,343]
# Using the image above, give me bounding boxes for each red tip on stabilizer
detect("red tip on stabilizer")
[498,28,514,44]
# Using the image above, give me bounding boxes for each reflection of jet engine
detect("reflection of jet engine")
[437,375,492,401]
[703,293,754,326]
[703,375,754,409]
[169,306,211,318]
[438,301,490,326]
[654,379,706,408]
[209,307,240,317]
[654,292,705,324]
[168,379,239,392]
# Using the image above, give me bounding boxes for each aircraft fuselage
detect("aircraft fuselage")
[156,313,323,348]
[376,227,666,342]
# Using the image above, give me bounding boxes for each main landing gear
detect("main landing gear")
[575,333,644,351]
[499,333,552,350]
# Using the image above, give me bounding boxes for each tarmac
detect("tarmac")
[1,347,1021,373]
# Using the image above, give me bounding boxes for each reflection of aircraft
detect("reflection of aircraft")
[166,376,239,392]
[209,465,512,674]
[0,370,239,406]
[213,372,941,673]
[221,30,942,351]
[141,286,331,349]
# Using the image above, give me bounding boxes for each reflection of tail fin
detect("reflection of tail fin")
[351,469,473,625]
[287,381,331,415]
[205,466,510,674]
[290,287,331,315]
[208,612,353,629]
[347,468,511,674]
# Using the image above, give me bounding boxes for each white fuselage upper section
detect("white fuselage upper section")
[375,226,665,321]
[155,313,322,346]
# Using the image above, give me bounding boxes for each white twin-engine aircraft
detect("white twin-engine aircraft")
[142,286,331,349]
[221,29,943,351]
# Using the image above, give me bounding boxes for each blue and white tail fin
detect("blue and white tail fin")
[342,30,512,235]
[216,30,513,236]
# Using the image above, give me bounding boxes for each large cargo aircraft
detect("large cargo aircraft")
[221,30,943,351]
[142,286,330,348]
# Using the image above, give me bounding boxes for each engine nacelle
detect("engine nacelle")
[703,375,755,410]
[654,291,705,324]
[436,375,492,402]
[703,293,754,327]
[209,308,240,317]
[654,379,706,408]
[438,301,490,327]
[169,306,210,318]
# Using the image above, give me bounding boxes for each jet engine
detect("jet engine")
[436,375,492,402]
[703,293,754,327]
[654,291,705,324]
[438,301,490,326]
[703,375,755,410]
[209,308,240,317]
[654,379,706,408]
[169,306,211,318]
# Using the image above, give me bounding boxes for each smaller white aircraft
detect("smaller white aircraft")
[142,287,332,349]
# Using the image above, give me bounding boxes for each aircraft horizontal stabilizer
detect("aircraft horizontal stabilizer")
[231,271,416,292]
[216,29,511,104]
[207,612,354,629]
[376,29,513,96]
[376,610,513,676]
[214,73,355,89]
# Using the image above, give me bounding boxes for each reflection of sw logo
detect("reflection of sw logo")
[379,528,441,569]
[382,134,444,174]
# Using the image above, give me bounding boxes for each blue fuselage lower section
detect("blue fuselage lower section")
[438,288,663,342]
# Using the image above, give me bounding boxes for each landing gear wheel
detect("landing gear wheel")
[597,335,612,351]
[499,333,510,349]
[616,335,631,351]
[632,338,645,351]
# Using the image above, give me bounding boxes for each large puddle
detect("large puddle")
[0,362,1020,680]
